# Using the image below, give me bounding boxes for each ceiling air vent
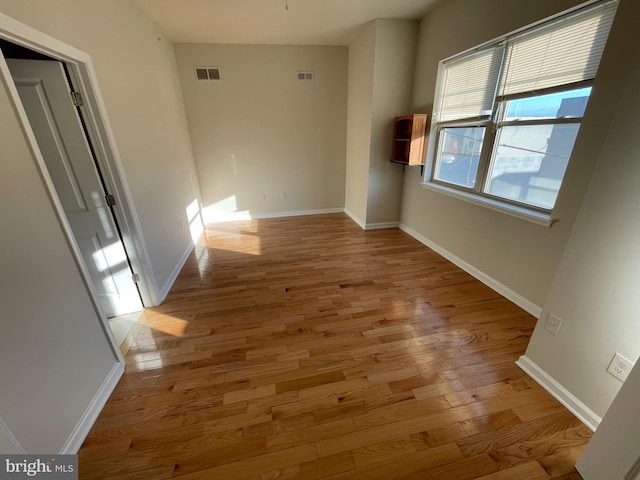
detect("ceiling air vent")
[195,67,221,81]
[297,71,314,80]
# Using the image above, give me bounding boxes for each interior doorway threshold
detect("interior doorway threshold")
[108,310,144,355]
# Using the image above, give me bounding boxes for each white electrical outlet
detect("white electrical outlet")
[607,352,634,382]
[544,314,563,336]
[280,192,286,199]
[259,193,266,200]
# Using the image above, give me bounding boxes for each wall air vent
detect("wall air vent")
[297,71,314,80]
[195,67,221,81]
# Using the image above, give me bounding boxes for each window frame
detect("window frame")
[422,0,617,226]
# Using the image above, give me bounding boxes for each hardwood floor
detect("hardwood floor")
[79,213,590,479]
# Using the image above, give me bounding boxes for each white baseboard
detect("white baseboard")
[159,242,195,303]
[203,207,344,224]
[0,417,25,453]
[398,223,541,317]
[344,208,366,229]
[365,221,399,230]
[251,208,344,219]
[60,362,124,453]
[516,355,601,431]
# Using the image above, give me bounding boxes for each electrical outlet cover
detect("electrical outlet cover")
[607,352,634,382]
[544,314,563,336]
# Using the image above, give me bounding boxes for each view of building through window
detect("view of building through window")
[487,88,590,209]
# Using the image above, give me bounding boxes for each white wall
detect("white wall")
[0,419,20,453]
[0,0,201,295]
[367,20,418,226]
[524,0,640,420]
[400,0,589,307]
[345,19,418,228]
[174,43,347,220]
[577,361,640,479]
[344,22,376,225]
[0,0,203,452]
[0,69,117,452]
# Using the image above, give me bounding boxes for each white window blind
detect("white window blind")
[438,47,503,122]
[498,2,617,97]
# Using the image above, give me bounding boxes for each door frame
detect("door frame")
[0,16,160,337]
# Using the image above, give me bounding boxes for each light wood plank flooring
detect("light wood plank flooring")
[79,213,589,479]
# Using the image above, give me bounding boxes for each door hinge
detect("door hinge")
[131,273,140,283]
[70,90,84,107]
[105,194,116,206]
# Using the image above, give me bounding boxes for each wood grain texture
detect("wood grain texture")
[79,214,589,479]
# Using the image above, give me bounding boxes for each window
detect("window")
[427,1,617,216]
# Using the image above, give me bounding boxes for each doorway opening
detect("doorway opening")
[0,34,154,348]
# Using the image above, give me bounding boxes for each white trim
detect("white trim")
[344,209,400,230]
[420,182,554,228]
[0,11,161,308]
[203,207,345,224]
[398,223,542,317]
[344,208,366,230]
[516,355,601,431]
[365,221,400,230]
[0,56,124,367]
[60,362,124,454]
[159,242,195,302]
[0,13,88,62]
[66,65,160,307]
[0,417,25,454]
[251,208,344,219]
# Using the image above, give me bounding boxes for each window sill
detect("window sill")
[420,181,555,228]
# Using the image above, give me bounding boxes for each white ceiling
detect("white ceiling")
[133,0,439,46]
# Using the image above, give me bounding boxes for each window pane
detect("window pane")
[505,87,591,120]
[485,124,580,209]
[435,127,485,188]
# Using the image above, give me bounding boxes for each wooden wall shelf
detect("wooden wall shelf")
[391,114,427,166]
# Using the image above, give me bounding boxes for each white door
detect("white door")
[7,58,142,318]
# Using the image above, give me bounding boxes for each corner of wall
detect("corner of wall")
[516,355,601,431]
[60,361,124,454]
[344,208,366,230]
